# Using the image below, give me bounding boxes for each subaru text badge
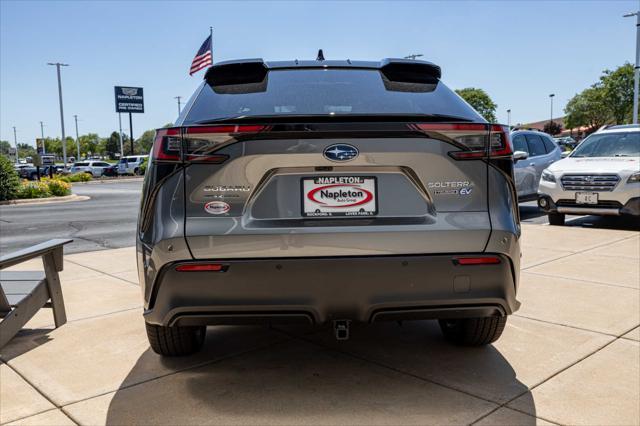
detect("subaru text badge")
[323,144,359,162]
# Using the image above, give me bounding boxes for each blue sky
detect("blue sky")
[0,0,637,145]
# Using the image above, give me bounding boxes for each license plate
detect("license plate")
[575,192,598,205]
[302,176,377,217]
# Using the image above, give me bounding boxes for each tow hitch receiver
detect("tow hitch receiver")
[333,320,351,340]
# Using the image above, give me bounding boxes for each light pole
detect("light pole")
[507,109,511,129]
[175,96,182,115]
[404,54,423,60]
[624,10,640,124]
[47,62,69,167]
[12,126,18,164]
[549,94,555,129]
[73,115,81,160]
[39,121,46,154]
[118,113,124,159]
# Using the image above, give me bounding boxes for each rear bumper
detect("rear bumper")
[143,253,519,327]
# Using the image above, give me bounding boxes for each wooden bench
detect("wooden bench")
[0,239,72,348]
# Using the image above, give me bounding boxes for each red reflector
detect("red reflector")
[453,256,501,266]
[175,263,225,272]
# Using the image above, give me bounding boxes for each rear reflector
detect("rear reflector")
[453,256,501,266]
[411,123,512,160]
[175,263,226,272]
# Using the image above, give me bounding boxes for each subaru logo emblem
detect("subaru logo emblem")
[323,144,359,162]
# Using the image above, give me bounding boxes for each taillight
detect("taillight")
[183,125,270,163]
[453,256,501,265]
[150,125,270,163]
[411,123,511,160]
[151,128,181,161]
[175,263,226,272]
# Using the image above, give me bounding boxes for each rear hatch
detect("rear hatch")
[155,59,511,259]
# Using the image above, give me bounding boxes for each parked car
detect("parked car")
[118,155,148,175]
[138,57,522,356]
[538,124,640,225]
[554,136,578,149]
[102,163,119,177]
[70,160,111,177]
[18,164,64,180]
[511,130,563,201]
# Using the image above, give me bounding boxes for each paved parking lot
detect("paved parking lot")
[1,224,638,425]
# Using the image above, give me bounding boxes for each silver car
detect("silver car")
[511,130,563,201]
[137,58,522,356]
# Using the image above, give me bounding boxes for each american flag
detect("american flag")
[189,34,212,75]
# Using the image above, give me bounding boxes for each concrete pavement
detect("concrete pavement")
[0,224,638,425]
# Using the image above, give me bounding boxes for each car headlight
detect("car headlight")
[541,169,556,183]
[628,172,640,183]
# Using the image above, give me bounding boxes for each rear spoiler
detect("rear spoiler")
[204,58,441,89]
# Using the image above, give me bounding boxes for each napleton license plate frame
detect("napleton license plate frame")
[301,176,378,218]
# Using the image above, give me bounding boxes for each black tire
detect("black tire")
[438,316,507,346]
[548,213,565,226]
[145,322,206,356]
[134,167,141,176]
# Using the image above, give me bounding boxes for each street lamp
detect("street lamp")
[549,94,555,129]
[507,109,511,129]
[39,121,46,154]
[12,126,18,164]
[624,11,639,124]
[47,62,69,167]
[73,115,81,161]
[175,96,182,115]
[404,54,423,60]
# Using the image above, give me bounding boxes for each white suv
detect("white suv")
[118,155,148,175]
[538,124,640,225]
[70,160,111,178]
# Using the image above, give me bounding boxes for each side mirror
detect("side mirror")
[561,151,571,158]
[513,151,529,163]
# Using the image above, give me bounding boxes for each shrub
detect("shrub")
[0,155,20,201]
[56,175,71,183]
[42,178,72,196]
[16,181,51,199]
[67,172,92,182]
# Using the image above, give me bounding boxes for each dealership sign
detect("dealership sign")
[114,86,144,113]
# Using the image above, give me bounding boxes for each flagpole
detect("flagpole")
[210,26,213,58]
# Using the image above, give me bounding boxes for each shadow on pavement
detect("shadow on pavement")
[105,321,536,425]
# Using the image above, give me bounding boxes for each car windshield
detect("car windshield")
[74,162,88,166]
[571,132,640,157]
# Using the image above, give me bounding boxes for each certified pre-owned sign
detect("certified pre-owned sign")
[114,86,144,113]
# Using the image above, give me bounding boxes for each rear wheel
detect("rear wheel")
[548,213,565,226]
[438,316,507,346]
[145,322,206,356]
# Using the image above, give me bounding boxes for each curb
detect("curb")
[0,194,90,206]
[71,177,144,185]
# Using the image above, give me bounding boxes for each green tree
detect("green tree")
[455,88,498,122]
[564,84,610,133]
[78,133,101,157]
[600,63,634,124]
[135,129,155,154]
[17,143,37,159]
[0,141,11,156]
[104,132,122,159]
[0,154,20,201]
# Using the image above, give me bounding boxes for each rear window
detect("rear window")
[542,136,557,152]
[184,69,484,123]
